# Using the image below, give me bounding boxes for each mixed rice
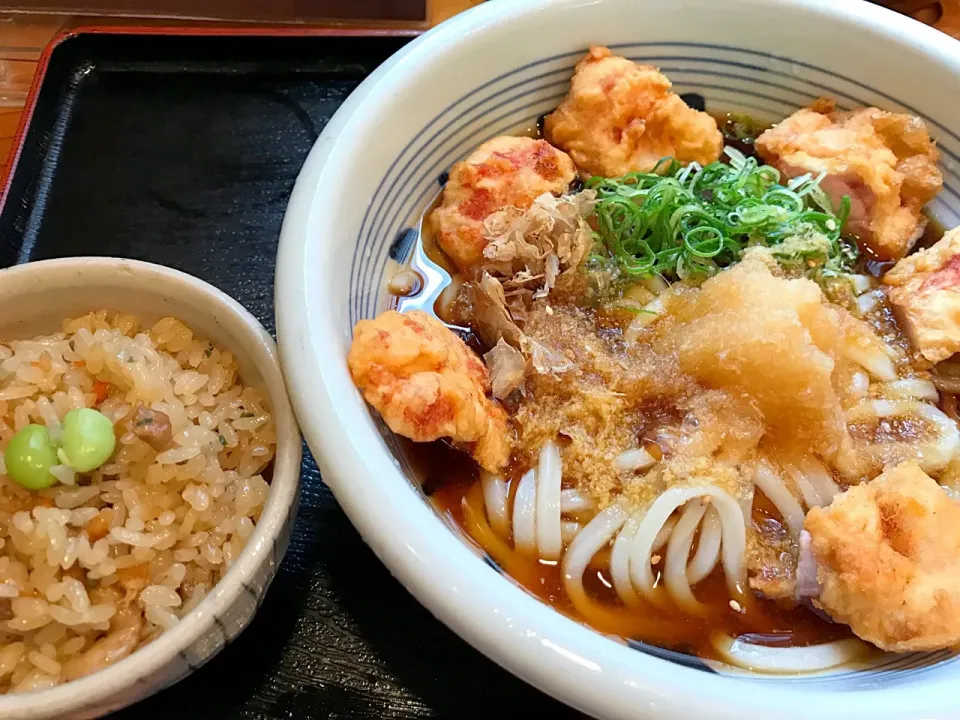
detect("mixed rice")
[0,311,275,693]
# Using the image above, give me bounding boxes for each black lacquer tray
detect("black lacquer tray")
[0,30,580,719]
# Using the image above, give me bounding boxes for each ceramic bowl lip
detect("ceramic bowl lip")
[276,1,960,718]
[0,257,301,719]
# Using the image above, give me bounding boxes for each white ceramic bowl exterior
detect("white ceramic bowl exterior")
[277,1,960,718]
[0,258,301,719]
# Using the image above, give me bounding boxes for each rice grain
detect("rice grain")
[0,312,275,692]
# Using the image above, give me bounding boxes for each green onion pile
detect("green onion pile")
[586,147,857,281]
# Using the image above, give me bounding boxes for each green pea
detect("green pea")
[59,408,116,473]
[4,424,58,490]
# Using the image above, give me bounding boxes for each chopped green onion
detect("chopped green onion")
[611,304,657,315]
[586,150,857,281]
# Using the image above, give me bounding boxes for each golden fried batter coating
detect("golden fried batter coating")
[543,46,723,177]
[805,462,960,651]
[756,104,942,261]
[431,136,576,273]
[885,227,960,364]
[348,310,510,472]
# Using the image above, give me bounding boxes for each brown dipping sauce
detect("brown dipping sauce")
[407,439,854,662]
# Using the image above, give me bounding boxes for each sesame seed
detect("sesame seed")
[729,600,742,613]
[545,306,554,315]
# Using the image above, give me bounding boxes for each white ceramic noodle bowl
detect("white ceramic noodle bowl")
[0,258,301,719]
[276,1,960,718]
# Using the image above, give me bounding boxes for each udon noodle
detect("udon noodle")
[348,45,960,673]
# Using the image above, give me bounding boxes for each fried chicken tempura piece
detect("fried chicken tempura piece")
[884,227,960,365]
[431,136,576,273]
[755,103,942,261]
[804,462,960,651]
[348,310,510,472]
[543,46,723,178]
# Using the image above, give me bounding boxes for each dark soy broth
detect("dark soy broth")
[411,441,855,663]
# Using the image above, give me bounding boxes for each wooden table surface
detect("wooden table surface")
[0,0,954,174]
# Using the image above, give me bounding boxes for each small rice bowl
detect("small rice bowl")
[0,311,275,693]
